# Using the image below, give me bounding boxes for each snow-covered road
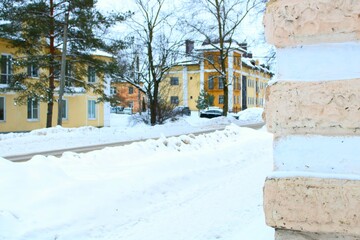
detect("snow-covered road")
[0,125,274,240]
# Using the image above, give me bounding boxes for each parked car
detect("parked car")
[199,108,223,118]
[110,106,124,114]
[123,107,133,115]
[173,106,191,116]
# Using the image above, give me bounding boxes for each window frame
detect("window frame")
[27,98,39,121]
[88,66,96,83]
[27,64,39,78]
[128,86,134,94]
[110,86,117,95]
[170,96,179,105]
[170,77,179,86]
[218,77,224,89]
[1,54,12,84]
[218,95,224,104]
[87,99,96,120]
[61,99,68,120]
[208,76,214,90]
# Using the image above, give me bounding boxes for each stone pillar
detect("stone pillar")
[263,1,360,239]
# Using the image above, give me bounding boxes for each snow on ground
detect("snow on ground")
[233,107,264,123]
[0,109,261,157]
[0,108,274,239]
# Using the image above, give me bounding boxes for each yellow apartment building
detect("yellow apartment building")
[0,38,112,132]
[164,41,273,112]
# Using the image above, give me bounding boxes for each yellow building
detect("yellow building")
[0,38,112,132]
[164,41,273,112]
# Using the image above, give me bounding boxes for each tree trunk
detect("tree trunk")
[47,0,55,128]
[150,81,158,125]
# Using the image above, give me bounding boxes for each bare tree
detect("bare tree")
[182,0,267,116]
[121,0,184,125]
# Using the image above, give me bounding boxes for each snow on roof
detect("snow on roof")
[54,86,86,94]
[196,42,247,53]
[90,49,114,58]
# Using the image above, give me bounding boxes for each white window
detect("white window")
[110,86,117,95]
[61,99,68,120]
[219,95,224,104]
[27,98,39,120]
[88,100,96,119]
[88,66,96,83]
[0,97,5,121]
[1,54,12,84]
[28,64,39,78]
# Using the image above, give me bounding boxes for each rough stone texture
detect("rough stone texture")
[264,176,360,236]
[275,229,360,240]
[264,79,360,136]
[264,0,360,47]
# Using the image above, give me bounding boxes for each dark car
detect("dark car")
[173,106,191,116]
[199,109,223,118]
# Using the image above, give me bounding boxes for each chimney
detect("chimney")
[185,40,194,55]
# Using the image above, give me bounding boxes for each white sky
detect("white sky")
[95,0,274,61]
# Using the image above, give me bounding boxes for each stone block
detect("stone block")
[264,79,360,136]
[264,176,360,235]
[275,229,360,240]
[264,0,360,47]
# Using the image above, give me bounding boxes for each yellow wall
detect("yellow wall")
[164,50,272,112]
[0,38,106,132]
[0,92,104,132]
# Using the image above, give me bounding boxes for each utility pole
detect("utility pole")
[57,10,69,125]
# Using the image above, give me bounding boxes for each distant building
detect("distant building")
[110,81,147,113]
[0,38,113,132]
[163,40,273,112]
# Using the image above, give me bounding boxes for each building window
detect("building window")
[27,98,39,120]
[0,97,5,121]
[207,55,214,64]
[219,95,224,104]
[110,86,117,95]
[88,66,96,83]
[60,99,68,120]
[27,64,39,78]
[170,77,179,86]
[88,100,96,119]
[53,63,60,79]
[170,96,179,105]
[128,101,134,108]
[208,76,214,90]
[65,62,73,86]
[218,77,224,89]
[128,86,134,94]
[1,54,12,84]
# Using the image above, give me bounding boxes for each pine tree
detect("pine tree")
[196,90,214,110]
[0,0,129,127]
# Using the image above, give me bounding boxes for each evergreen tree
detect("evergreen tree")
[0,0,129,127]
[196,90,214,110]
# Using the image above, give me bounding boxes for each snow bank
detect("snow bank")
[234,108,264,123]
[0,110,264,157]
[0,125,274,240]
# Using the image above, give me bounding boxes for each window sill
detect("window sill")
[27,119,40,122]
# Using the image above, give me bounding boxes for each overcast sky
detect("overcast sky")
[95,0,274,63]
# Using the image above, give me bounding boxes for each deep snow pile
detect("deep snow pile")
[0,111,261,157]
[0,124,274,240]
[234,107,264,123]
